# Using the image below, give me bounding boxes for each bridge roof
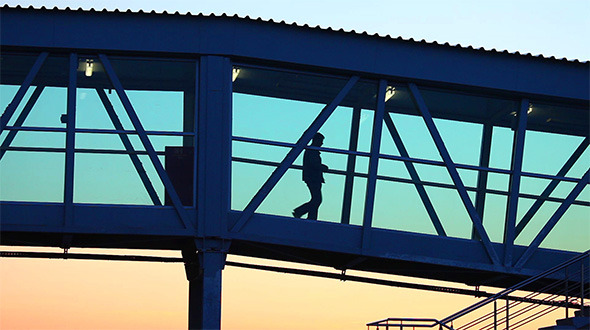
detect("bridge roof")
[3,5,588,65]
[1,5,589,103]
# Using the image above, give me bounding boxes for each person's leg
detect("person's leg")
[293,183,313,218]
[293,201,308,218]
[307,182,322,220]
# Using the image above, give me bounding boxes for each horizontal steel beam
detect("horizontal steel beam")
[227,212,581,278]
[3,125,193,136]
[0,251,582,308]
[1,146,166,156]
[0,150,587,207]
[233,136,584,183]
[0,202,194,236]
[232,156,589,206]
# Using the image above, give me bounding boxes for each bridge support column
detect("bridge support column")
[183,242,228,330]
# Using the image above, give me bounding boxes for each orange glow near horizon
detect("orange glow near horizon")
[0,246,565,330]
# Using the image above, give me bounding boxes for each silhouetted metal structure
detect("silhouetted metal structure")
[1,6,588,329]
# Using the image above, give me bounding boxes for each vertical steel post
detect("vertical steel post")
[472,123,493,240]
[505,299,509,330]
[580,260,585,310]
[565,266,569,318]
[64,53,77,226]
[504,99,528,267]
[183,69,197,149]
[185,247,226,330]
[341,107,361,224]
[494,300,497,330]
[192,60,200,209]
[179,60,198,208]
[361,80,386,250]
[197,56,232,237]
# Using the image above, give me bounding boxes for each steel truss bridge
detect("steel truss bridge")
[0,6,589,329]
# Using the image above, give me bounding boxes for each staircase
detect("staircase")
[539,307,590,330]
[367,251,589,330]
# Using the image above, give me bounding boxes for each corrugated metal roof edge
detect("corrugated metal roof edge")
[2,4,588,65]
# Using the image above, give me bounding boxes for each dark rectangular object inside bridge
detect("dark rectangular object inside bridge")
[165,146,194,206]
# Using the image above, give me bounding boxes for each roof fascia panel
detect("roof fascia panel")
[1,7,588,102]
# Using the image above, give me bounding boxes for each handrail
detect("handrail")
[366,318,453,330]
[230,155,590,207]
[367,250,589,329]
[439,250,588,325]
[458,265,588,330]
[232,135,583,183]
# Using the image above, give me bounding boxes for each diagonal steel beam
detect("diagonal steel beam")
[1,52,48,133]
[231,76,360,232]
[383,112,447,236]
[361,79,387,250]
[408,83,500,266]
[515,170,589,269]
[504,99,529,267]
[99,54,193,232]
[341,107,361,224]
[516,137,589,238]
[95,88,162,206]
[0,86,44,160]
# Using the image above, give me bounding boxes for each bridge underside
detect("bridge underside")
[0,231,581,296]
[0,203,583,295]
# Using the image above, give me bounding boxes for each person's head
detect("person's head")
[311,132,325,146]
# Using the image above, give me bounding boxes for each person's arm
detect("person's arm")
[305,150,327,172]
[317,153,328,172]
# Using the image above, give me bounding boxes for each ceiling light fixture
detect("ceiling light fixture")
[232,67,240,82]
[384,86,396,102]
[510,104,534,117]
[85,59,94,77]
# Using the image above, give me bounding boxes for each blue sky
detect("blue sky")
[4,0,590,61]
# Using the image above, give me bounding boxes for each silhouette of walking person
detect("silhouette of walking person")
[293,133,328,220]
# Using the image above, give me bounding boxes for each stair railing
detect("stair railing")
[367,250,589,330]
[458,264,589,330]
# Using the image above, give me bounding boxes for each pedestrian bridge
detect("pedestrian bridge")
[0,6,588,329]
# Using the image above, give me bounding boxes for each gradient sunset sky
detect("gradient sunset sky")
[1,0,589,329]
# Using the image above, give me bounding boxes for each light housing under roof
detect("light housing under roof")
[232,67,240,82]
[384,86,396,102]
[85,59,94,77]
